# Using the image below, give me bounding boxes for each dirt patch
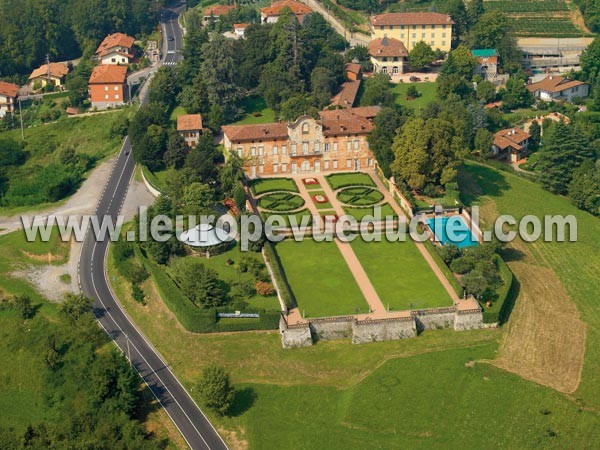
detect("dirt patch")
[11,264,74,302]
[566,0,592,33]
[490,238,586,394]
[21,251,65,263]
[218,427,248,450]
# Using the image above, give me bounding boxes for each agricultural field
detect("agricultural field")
[484,0,589,37]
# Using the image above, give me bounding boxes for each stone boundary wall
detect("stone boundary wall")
[280,305,484,348]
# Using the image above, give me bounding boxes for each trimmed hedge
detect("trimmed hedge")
[480,254,515,324]
[263,241,296,309]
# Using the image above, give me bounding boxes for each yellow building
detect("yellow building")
[370,12,454,52]
[28,63,69,90]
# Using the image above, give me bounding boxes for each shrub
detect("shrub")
[131,284,146,305]
[119,260,149,285]
[256,281,275,296]
[230,280,255,300]
[436,244,461,264]
[197,366,235,416]
[450,256,475,274]
[113,240,134,263]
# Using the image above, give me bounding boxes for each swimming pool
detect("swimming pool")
[426,216,479,249]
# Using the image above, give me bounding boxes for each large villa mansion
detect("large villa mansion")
[222,107,380,177]
[370,12,454,52]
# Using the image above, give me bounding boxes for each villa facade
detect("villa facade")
[370,12,454,52]
[222,107,380,177]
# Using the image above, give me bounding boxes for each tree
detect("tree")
[163,130,188,169]
[580,37,600,84]
[368,107,407,177]
[184,135,223,185]
[360,73,394,107]
[220,153,246,197]
[569,159,600,216]
[14,295,35,319]
[476,80,496,103]
[60,294,93,323]
[406,85,419,99]
[345,45,372,72]
[197,366,235,416]
[149,66,177,109]
[171,259,227,308]
[391,117,460,191]
[182,182,213,217]
[310,67,337,108]
[279,94,314,121]
[502,75,533,110]
[443,0,469,43]
[408,41,436,71]
[468,0,485,25]
[474,128,494,156]
[437,46,476,100]
[592,77,600,111]
[462,269,488,298]
[537,122,595,194]
[528,121,541,152]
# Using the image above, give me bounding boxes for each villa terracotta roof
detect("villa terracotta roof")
[89,64,127,84]
[96,33,135,56]
[319,108,378,136]
[0,80,19,98]
[345,106,381,119]
[261,0,312,18]
[345,62,362,75]
[526,75,588,94]
[234,23,249,29]
[222,122,289,142]
[370,12,454,27]
[330,80,361,108]
[29,62,69,80]
[494,128,530,151]
[368,36,408,58]
[177,114,203,131]
[204,4,236,16]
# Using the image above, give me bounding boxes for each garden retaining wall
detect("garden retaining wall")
[280,305,484,348]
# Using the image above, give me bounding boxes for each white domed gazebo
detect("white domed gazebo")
[179,223,232,257]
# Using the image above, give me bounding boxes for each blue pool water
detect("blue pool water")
[426,216,479,249]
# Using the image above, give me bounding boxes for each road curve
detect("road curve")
[78,5,228,450]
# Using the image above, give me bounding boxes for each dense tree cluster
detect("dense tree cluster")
[0,0,163,80]
[574,0,600,33]
[0,294,164,448]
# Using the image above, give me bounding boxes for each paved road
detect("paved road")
[78,5,228,450]
[162,5,185,67]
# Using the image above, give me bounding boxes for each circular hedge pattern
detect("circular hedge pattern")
[337,187,384,207]
[258,192,305,212]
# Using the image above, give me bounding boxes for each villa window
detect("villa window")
[368,158,373,166]
[282,145,287,155]
[114,86,119,91]
[422,33,426,38]
[400,25,405,30]
[401,33,405,39]
[273,164,279,173]
[333,160,338,169]
[412,33,416,39]
[353,140,359,150]
[392,66,399,74]
[291,144,297,155]
[302,123,309,134]
[251,147,256,156]
[105,86,109,91]
[324,160,330,170]
[259,165,264,174]
[380,26,384,30]
[346,159,352,168]
[389,25,393,30]
[314,142,320,153]
[381,66,387,74]
[333,142,338,152]
[324,143,330,152]
[282,163,287,171]
[442,41,446,47]
[258,146,264,156]
[302,142,309,155]
[412,25,416,29]
[115,94,119,99]
[273,146,278,155]
[237,148,242,157]
[346,141,352,151]
[431,33,435,38]
[442,32,446,38]
[431,41,435,46]
[443,24,446,29]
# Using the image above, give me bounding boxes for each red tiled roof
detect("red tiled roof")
[89,65,127,84]
[261,0,312,18]
[177,114,203,131]
[204,4,236,16]
[370,12,454,26]
[526,75,588,94]
[96,33,135,57]
[494,128,530,151]
[345,63,362,75]
[29,62,69,80]
[368,36,408,58]
[0,80,19,98]
[222,122,289,142]
[330,80,361,108]
[234,23,249,29]
[319,107,379,136]
[346,106,381,119]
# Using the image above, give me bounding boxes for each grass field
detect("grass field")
[351,238,453,311]
[326,172,376,190]
[461,161,600,397]
[250,178,298,195]
[393,82,438,110]
[275,239,368,317]
[234,96,276,125]
[343,203,398,221]
[0,112,128,213]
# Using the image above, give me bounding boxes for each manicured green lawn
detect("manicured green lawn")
[275,239,368,317]
[170,105,188,122]
[258,192,305,212]
[262,209,313,229]
[234,96,276,125]
[351,238,453,311]
[302,179,322,190]
[343,203,398,221]
[142,166,169,193]
[337,186,384,206]
[250,178,298,195]
[393,81,437,110]
[326,172,376,190]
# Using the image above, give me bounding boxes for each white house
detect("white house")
[527,75,590,103]
[0,81,19,118]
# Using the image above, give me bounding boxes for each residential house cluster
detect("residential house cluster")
[221,106,380,177]
[88,32,136,109]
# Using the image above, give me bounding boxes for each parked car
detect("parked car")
[409,76,421,82]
